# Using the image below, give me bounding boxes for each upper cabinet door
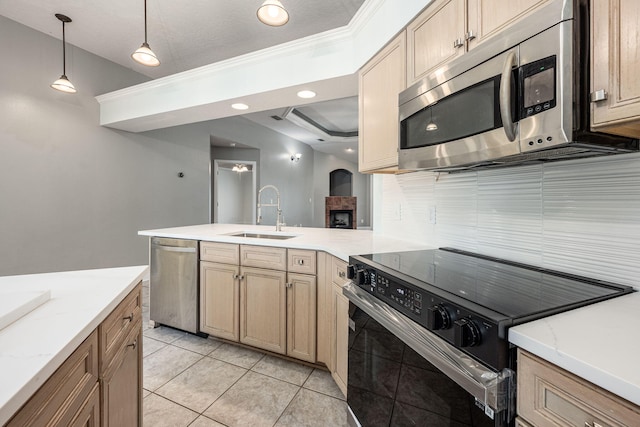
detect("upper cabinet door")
[407,0,466,85]
[358,32,407,173]
[591,0,640,137]
[466,0,551,50]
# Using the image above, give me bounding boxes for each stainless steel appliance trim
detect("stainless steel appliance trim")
[499,51,518,142]
[343,282,515,413]
[153,245,197,253]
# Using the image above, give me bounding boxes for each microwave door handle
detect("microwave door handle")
[499,51,518,142]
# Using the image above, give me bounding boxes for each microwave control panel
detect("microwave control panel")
[519,55,557,119]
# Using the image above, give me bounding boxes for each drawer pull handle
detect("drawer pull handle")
[297,259,304,265]
[123,313,134,322]
[286,282,292,288]
[585,422,604,427]
[454,38,464,48]
[233,274,239,280]
[338,271,346,278]
[127,340,137,350]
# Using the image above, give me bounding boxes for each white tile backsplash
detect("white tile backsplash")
[374,152,640,289]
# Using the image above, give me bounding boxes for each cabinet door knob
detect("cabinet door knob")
[297,259,304,265]
[233,274,239,280]
[127,340,137,350]
[286,282,292,288]
[590,89,608,102]
[123,313,134,322]
[338,271,346,278]
[453,38,464,48]
[239,274,244,280]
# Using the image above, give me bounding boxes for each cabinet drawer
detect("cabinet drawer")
[287,249,316,274]
[200,241,240,264]
[7,331,99,427]
[517,349,640,427]
[331,256,348,286]
[99,283,142,375]
[240,245,287,270]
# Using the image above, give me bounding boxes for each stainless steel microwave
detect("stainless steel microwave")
[398,0,637,172]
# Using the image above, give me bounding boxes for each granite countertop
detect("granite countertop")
[138,224,435,261]
[0,265,149,425]
[509,291,640,407]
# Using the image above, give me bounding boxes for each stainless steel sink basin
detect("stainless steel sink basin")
[227,232,298,240]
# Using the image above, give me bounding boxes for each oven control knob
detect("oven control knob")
[355,269,369,286]
[426,304,452,330]
[347,265,357,280]
[454,318,481,347]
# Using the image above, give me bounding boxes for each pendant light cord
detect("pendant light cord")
[144,0,148,43]
[62,21,66,75]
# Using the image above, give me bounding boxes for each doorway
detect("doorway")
[213,160,257,224]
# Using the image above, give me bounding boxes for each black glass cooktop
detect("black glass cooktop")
[361,248,632,319]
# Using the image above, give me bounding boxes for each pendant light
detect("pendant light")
[257,0,289,26]
[51,14,76,94]
[132,0,160,66]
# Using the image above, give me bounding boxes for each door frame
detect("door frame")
[212,159,257,224]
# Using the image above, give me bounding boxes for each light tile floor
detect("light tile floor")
[141,281,348,427]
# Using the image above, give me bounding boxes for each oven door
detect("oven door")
[343,283,514,427]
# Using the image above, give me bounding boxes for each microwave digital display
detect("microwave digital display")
[519,56,556,119]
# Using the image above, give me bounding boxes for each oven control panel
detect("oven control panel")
[348,261,508,370]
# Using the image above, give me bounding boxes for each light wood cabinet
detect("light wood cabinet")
[407,0,550,84]
[6,331,99,427]
[200,261,240,341]
[590,0,640,138]
[327,256,349,397]
[316,252,330,366]
[240,266,288,354]
[100,323,142,427]
[286,272,317,362]
[201,243,317,363]
[358,31,406,173]
[331,282,349,397]
[7,284,142,427]
[517,349,640,427]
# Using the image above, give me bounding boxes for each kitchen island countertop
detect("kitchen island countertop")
[509,291,640,407]
[0,265,148,425]
[138,223,435,261]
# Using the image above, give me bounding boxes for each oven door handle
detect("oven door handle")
[499,50,518,142]
[343,282,514,415]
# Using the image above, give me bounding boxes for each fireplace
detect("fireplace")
[325,196,357,229]
[329,210,353,228]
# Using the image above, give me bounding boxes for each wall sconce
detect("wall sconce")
[291,153,301,162]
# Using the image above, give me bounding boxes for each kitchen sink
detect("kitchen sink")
[227,232,299,240]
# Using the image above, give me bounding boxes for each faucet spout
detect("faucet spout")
[257,185,285,231]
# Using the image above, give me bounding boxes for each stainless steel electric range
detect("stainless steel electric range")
[343,248,633,427]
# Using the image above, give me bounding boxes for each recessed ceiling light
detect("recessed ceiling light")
[297,90,316,99]
[231,103,249,110]
[346,148,354,153]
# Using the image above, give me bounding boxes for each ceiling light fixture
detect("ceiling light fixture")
[257,0,289,27]
[231,103,249,110]
[51,14,76,94]
[297,90,316,99]
[132,0,160,67]
[232,164,249,172]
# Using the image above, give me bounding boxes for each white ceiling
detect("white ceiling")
[0,0,364,161]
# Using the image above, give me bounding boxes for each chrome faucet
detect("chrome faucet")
[257,185,285,231]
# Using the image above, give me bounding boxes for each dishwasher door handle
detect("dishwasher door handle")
[153,245,197,253]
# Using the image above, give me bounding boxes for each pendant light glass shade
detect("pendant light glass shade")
[132,0,160,66]
[257,0,289,26]
[51,14,76,94]
[132,42,160,66]
[51,75,77,93]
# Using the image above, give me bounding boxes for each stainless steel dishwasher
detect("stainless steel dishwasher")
[150,237,200,334]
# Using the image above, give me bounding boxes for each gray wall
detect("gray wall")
[0,16,211,275]
[313,152,371,228]
[208,117,316,227]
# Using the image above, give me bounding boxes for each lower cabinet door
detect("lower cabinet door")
[70,383,100,427]
[200,261,240,341]
[240,267,287,354]
[102,325,142,427]
[286,273,317,362]
[332,283,349,397]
